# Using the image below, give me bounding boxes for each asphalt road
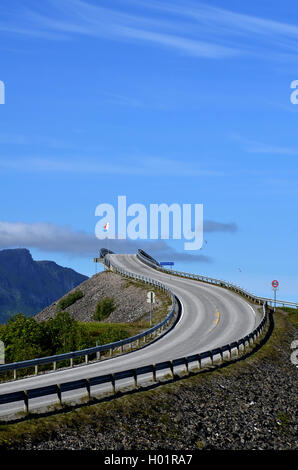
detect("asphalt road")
[0,254,261,417]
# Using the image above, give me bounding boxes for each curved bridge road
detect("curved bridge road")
[0,254,262,417]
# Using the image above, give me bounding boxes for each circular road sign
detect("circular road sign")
[272,280,279,288]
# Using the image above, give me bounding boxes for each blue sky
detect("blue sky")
[0,0,297,301]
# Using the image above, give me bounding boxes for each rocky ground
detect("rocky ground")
[35,270,165,323]
[1,310,297,451]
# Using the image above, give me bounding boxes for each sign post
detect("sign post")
[147,291,155,326]
[272,280,279,311]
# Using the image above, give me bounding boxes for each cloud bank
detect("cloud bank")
[0,219,237,263]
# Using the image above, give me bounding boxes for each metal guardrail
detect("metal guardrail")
[0,261,177,378]
[143,260,297,308]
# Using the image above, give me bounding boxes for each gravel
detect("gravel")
[35,271,164,323]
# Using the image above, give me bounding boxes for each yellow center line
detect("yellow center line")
[209,310,220,332]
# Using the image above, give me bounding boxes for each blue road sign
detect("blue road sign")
[160,262,174,266]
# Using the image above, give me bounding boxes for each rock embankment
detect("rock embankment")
[35,271,164,323]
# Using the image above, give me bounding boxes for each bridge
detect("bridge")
[0,250,296,417]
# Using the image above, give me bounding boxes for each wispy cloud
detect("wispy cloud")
[246,143,298,155]
[0,155,222,177]
[0,133,72,149]
[229,133,298,156]
[104,92,143,108]
[1,0,298,60]
[134,0,298,58]
[0,0,241,58]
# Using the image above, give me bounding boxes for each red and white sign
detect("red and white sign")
[272,280,279,288]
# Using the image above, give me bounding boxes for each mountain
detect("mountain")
[0,248,88,323]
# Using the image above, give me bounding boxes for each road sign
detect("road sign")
[272,280,279,288]
[147,291,155,303]
[160,262,174,266]
[147,291,155,326]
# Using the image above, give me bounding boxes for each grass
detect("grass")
[57,290,84,311]
[278,307,298,327]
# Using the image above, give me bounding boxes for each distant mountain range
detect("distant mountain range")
[0,248,88,323]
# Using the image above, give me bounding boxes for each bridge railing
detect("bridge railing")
[137,252,297,309]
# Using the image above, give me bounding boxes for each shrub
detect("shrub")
[93,297,116,321]
[57,290,84,311]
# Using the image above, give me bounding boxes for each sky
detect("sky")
[0,0,297,301]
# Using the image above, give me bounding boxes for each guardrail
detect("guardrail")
[0,262,177,380]
[0,304,269,415]
[137,252,297,309]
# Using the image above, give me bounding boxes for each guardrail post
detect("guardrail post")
[86,379,91,400]
[57,384,62,406]
[133,369,138,388]
[111,374,116,394]
[184,357,189,374]
[53,361,57,371]
[85,354,89,364]
[152,364,157,382]
[169,360,174,378]
[13,369,17,380]
[197,354,201,370]
[24,390,29,413]
[228,344,232,359]
[70,357,73,368]
[210,351,214,366]
[109,347,113,357]
[220,348,224,362]
[96,350,101,360]
[34,365,38,376]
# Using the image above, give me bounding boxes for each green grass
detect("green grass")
[93,297,116,321]
[57,290,84,311]
[79,321,132,344]
[277,307,298,327]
